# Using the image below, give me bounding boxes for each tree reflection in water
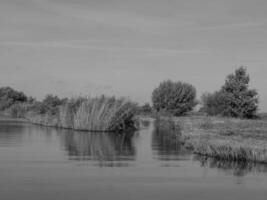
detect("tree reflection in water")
[0,121,28,145]
[139,118,151,129]
[152,118,191,161]
[61,130,136,167]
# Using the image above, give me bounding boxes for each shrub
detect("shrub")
[201,91,226,116]
[201,67,258,118]
[41,94,67,115]
[43,94,66,107]
[137,103,153,115]
[152,80,197,116]
[8,103,32,118]
[0,87,27,110]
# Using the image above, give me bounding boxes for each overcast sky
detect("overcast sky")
[0,0,267,110]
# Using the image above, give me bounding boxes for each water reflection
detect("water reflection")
[0,119,267,175]
[195,155,267,177]
[0,121,27,145]
[152,118,191,161]
[61,130,136,167]
[139,118,151,128]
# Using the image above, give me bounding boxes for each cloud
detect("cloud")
[203,21,265,30]
[0,41,206,55]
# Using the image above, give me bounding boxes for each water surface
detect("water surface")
[0,119,267,200]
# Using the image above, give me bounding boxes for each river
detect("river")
[0,119,266,200]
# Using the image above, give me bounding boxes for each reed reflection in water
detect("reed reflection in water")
[195,155,267,177]
[61,130,136,167]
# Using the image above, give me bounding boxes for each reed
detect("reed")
[27,96,138,132]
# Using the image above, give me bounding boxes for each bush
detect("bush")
[137,103,153,115]
[41,94,67,115]
[201,92,226,116]
[43,94,66,107]
[8,103,32,118]
[0,87,27,110]
[152,80,197,116]
[201,67,258,118]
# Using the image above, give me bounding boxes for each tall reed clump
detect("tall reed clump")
[58,96,138,132]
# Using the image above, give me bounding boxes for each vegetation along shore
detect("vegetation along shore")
[1,67,267,164]
[151,67,267,164]
[0,90,138,132]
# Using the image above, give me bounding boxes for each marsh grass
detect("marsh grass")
[195,139,267,163]
[27,96,138,132]
[177,116,267,163]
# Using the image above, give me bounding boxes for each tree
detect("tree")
[43,94,66,108]
[202,67,258,118]
[0,87,27,110]
[221,67,258,118]
[138,103,153,114]
[41,94,67,115]
[152,80,197,116]
[201,91,226,115]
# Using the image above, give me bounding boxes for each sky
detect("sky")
[0,0,267,110]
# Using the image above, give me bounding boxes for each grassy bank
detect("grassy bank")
[5,96,138,132]
[175,116,267,164]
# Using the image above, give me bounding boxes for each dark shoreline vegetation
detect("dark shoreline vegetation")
[1,67,267,164]
[0,90,138,132]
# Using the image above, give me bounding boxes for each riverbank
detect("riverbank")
[1,96,138,132]
[0,114,27,122]
[175,116,267,164]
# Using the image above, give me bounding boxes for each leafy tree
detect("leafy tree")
[0,87,27,110]
[43,94,66,108]
[139,103,153,114]
[201,91,226,115]
[41,94,67,115]
[152,80,197,116]
[202,67,258,118]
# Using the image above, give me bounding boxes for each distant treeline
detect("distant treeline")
[0,67,259,121]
